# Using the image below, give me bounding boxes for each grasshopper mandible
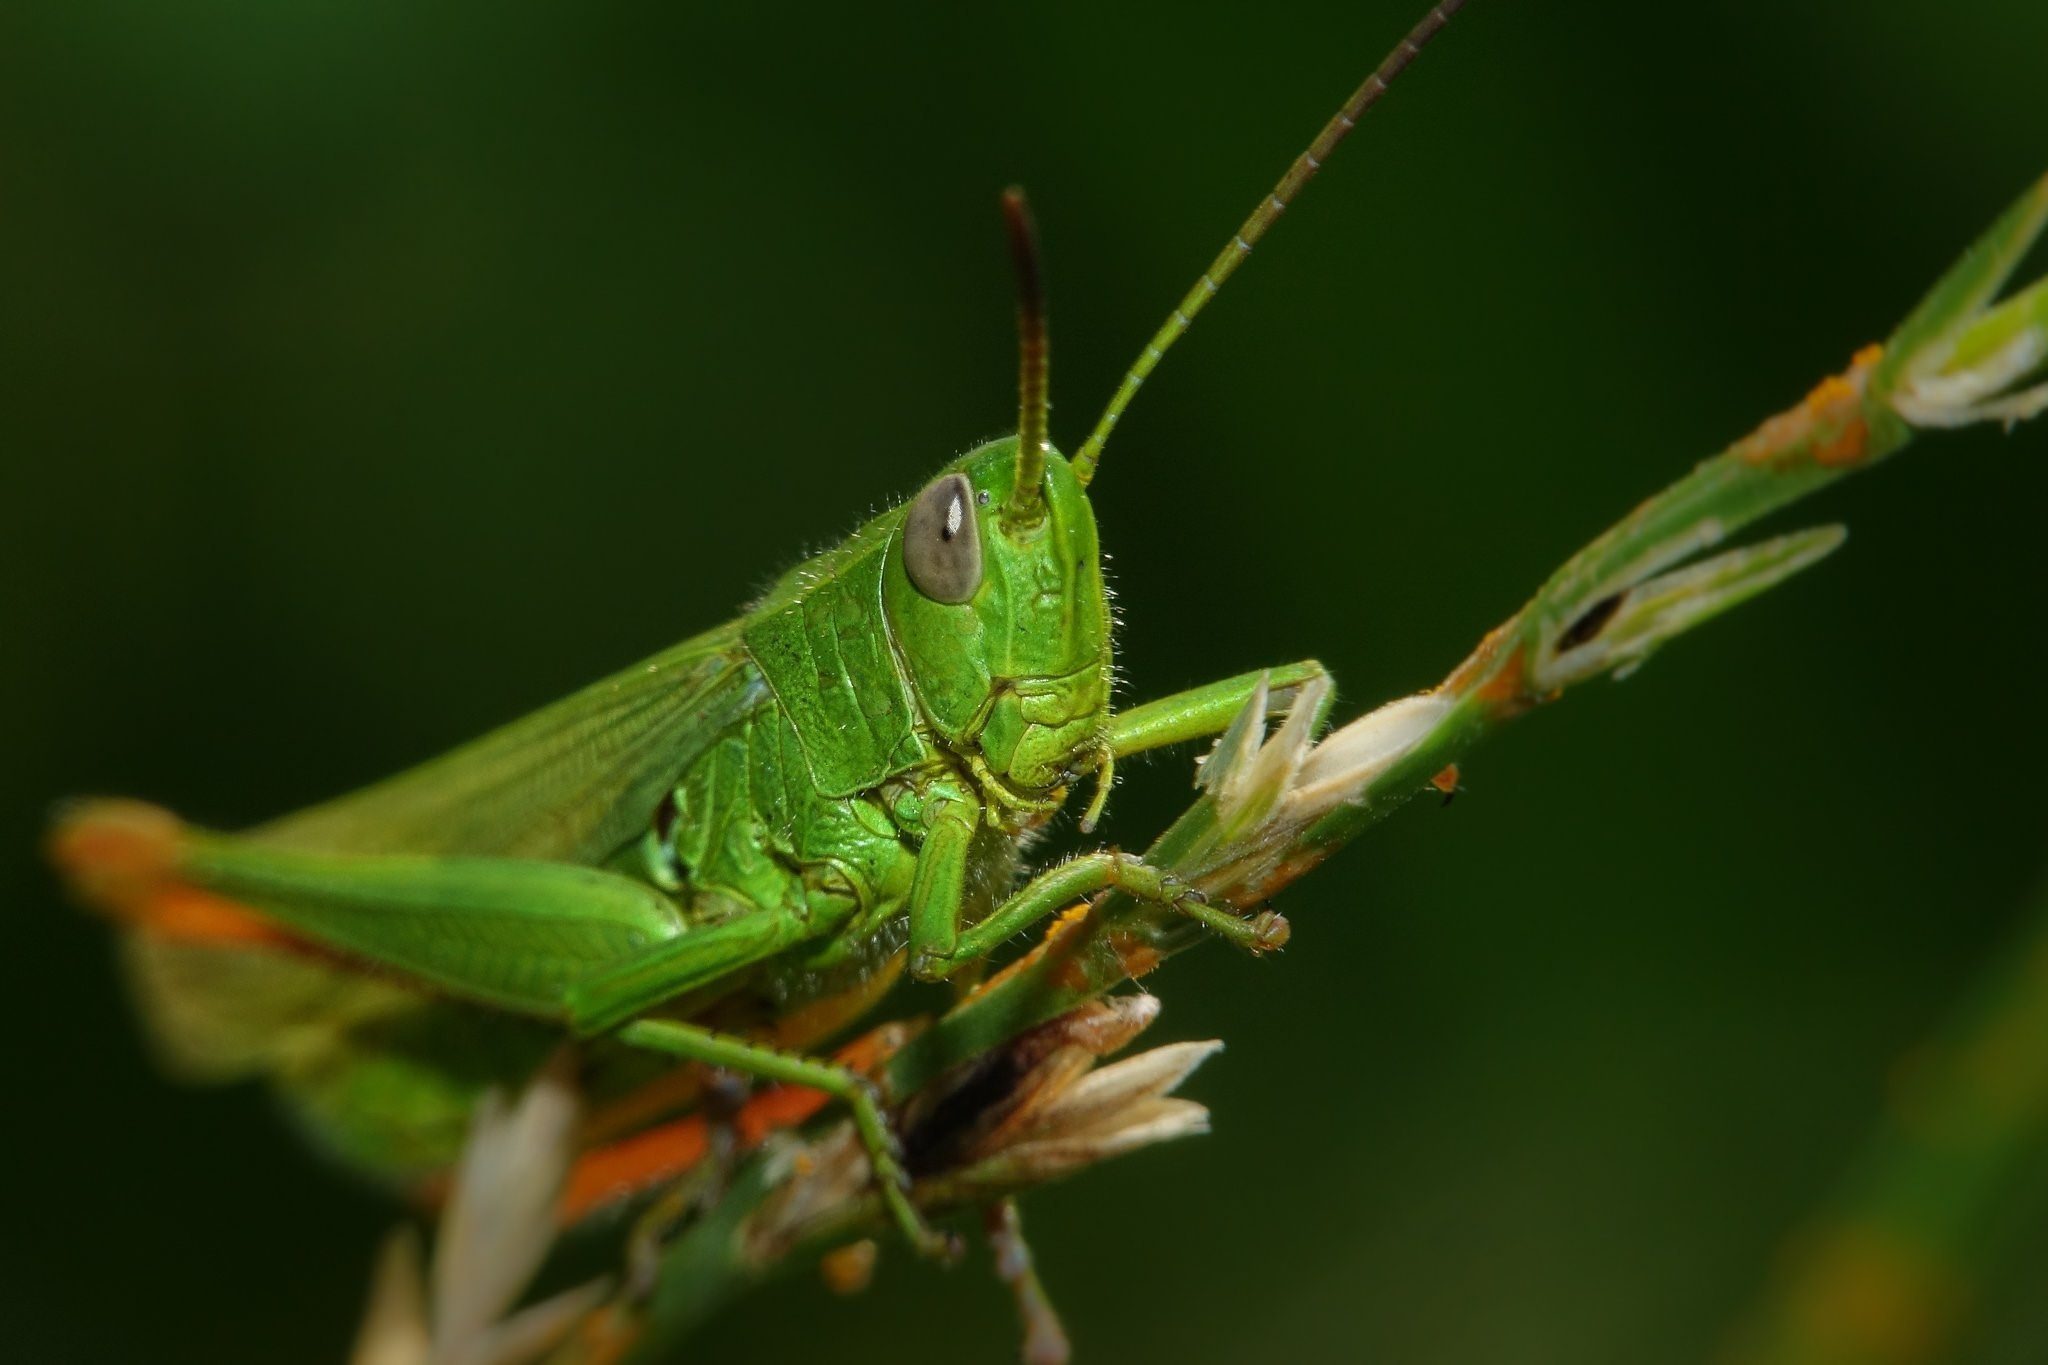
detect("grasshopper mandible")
[50,1,1467,1256]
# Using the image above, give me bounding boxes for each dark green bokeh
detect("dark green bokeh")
[4,3,2046,1361]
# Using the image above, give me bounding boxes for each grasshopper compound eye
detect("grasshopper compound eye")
[902,472,983,603]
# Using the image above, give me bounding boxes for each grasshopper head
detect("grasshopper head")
[883,436,1111,798]
[881,189,1122,803]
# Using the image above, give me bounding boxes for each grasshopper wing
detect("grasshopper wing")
[253,624,760,863]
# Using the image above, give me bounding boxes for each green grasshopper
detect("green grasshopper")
[50,1,1467,1258]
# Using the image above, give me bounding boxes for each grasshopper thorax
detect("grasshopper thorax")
[885,436,1112,809]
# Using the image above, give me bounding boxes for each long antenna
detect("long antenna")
[1069,0,1469,485]
[1001,185,1052,526]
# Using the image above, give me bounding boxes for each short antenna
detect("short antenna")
[1001,186,1051,526]
[1069,0,1469,485]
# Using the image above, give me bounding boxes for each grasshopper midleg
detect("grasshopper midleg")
[50,0,1468,1277]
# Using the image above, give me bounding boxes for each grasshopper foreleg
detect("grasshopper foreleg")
[1105,659,1331,759]
[905,663,1332,981]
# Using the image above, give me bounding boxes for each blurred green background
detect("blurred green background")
[4,2,2047,1361]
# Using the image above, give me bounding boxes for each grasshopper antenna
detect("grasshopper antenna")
[1002,185,1052,527]
[1069,0,1469,486]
